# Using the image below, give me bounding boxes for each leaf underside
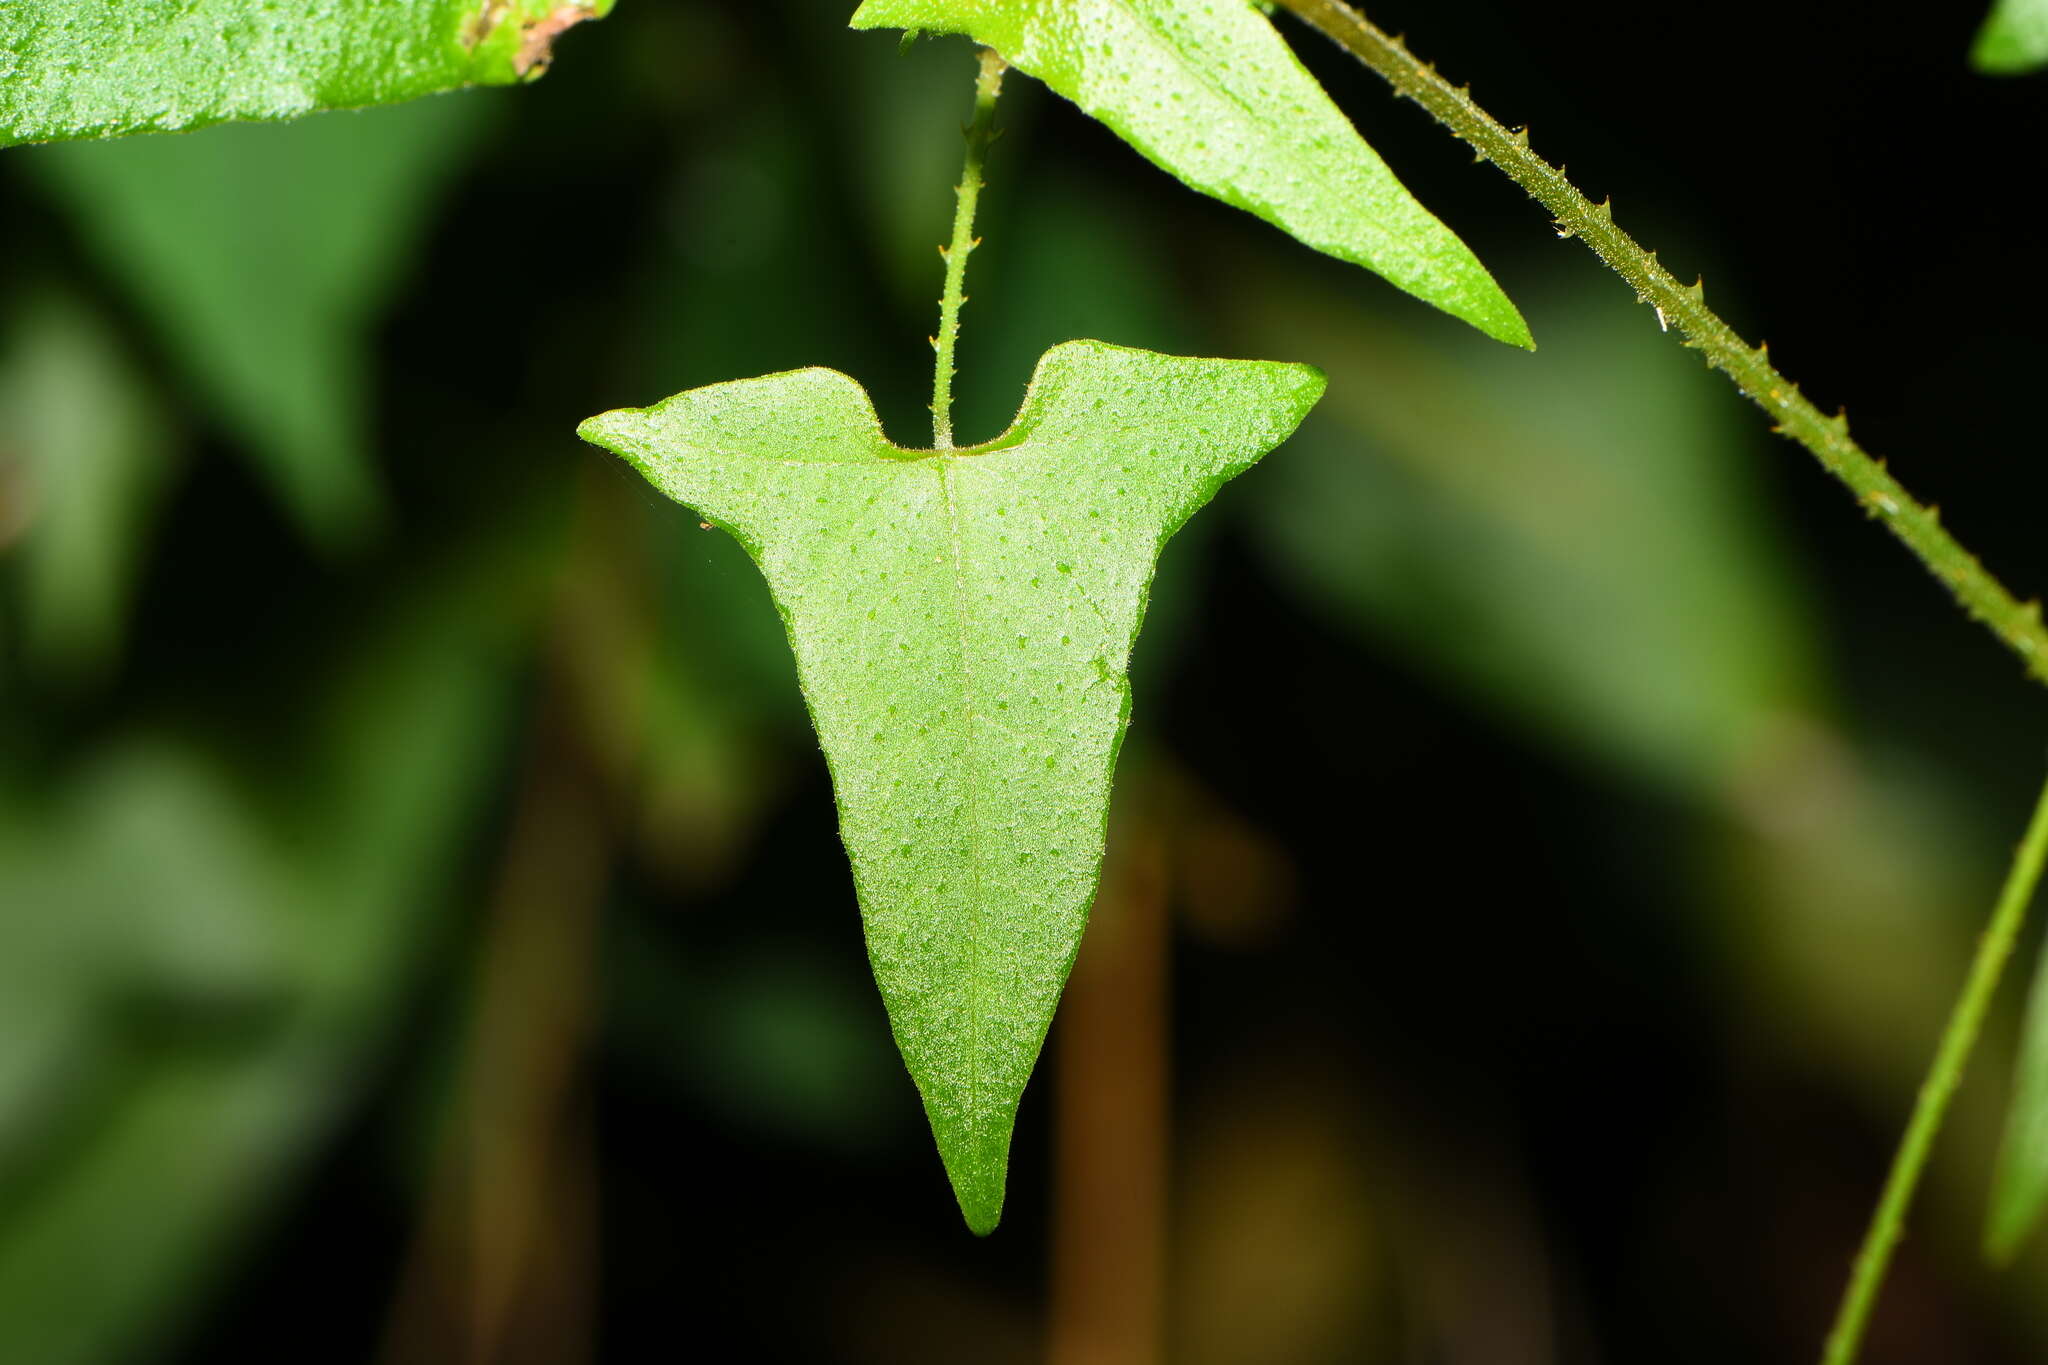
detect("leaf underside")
[0,0,612,148]
[579,340,1324,1231]
[1974,0,2048,73]
[848,0,1531,348]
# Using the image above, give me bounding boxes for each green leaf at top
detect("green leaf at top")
[1974,0,2048,74]
[849,0,1531,349]
[0,0,614,149]
[579,340,1324,1231]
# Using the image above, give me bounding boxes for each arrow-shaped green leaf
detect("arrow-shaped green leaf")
[27,97,488,547]
[849,0,1531,349]
[579,340,1323,1231]
[0,0,613,149]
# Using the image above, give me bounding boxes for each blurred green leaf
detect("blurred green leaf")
[24,96,489,546]
[1238,267,1819,795]
[1975,0,2048,74]
[609,928,908,1150]
[0,575,519,1365]
[0,292,180,683]
[848,0,1530,347]
[556,488,807,885]
[1989,930,2048,1261]
[0,0,612,148]
[580,341,1323,1233]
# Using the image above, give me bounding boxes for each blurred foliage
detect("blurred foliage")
[1974,0,2048,74]
[0,573,523,1365]
[1,2,2046,1362]
[1992,908,2048,1262]
[0,292,178,684]
[25,98,490,545]
[1238,265,1821,796]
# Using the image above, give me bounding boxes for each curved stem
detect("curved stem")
[1272,0,2048,691]
[1819,773,2048,1364]
[933,47,1007,450]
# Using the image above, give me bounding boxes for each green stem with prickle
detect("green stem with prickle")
[1273,0,2048,690]
[932,47,1006,450]
[1260,4,2048,1360]
[1821,773,2048,1364]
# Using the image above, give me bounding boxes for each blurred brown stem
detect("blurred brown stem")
[378,691,609,1365]
[1049,814,1171,1365]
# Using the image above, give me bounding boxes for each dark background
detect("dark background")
[3,1,2046,1361]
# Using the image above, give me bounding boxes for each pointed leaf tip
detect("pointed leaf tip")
[579,341,1322,1230]
[950,1147,1007,1236]
[850,0,1528,346]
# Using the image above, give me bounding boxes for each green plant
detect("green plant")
[7,1,2048,1360]
[581,334,1322,1233]
[578,40,1326,1234]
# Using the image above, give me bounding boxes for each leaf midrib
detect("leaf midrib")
[1082,0,1276,159]
[935,455,989,1146]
